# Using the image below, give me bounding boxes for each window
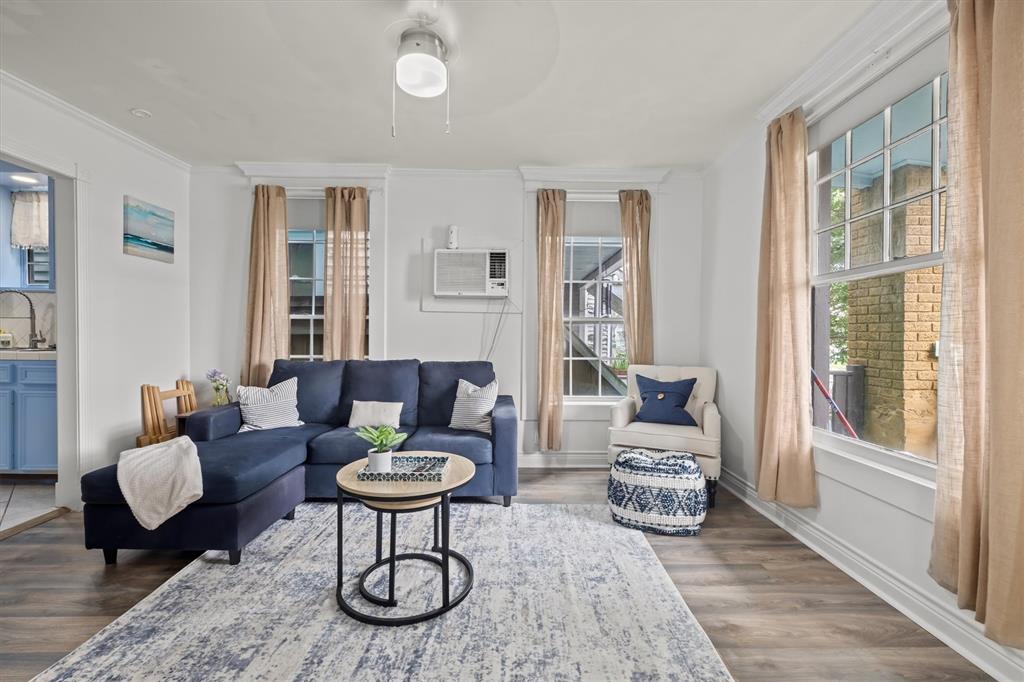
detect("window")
[25,247,50,287]
[810,74,948,461]
[287,229,325,360]
[563,236,627,398]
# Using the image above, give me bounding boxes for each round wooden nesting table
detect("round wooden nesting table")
[335,452,475,626]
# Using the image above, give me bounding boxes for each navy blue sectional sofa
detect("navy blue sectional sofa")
[80,359,518,565]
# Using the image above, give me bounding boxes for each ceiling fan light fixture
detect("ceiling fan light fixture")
[396,29,448,98]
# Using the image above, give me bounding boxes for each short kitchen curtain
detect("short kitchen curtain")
[323,187,369,361]
[11,191,48,249]
[929,0,1024,647]
[618,189,653,365]
[754,108,817,508]
[537,189,566,451]
[242,185,289,387]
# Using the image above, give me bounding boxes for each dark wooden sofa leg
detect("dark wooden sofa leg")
[706,480,718,509]
[502,495,511,507]
[283,508,295,520]
[229,549,242,566]
[103,548,117,565]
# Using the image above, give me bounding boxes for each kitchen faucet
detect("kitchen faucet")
[0,289,45,349]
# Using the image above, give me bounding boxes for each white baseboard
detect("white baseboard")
[719,468,1024,682]
[518,452,609,468]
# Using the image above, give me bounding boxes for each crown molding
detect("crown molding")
[518,166,670,188]
[189,164,244,176]
[757,0,949,125]
[388,167,521,179]
[0,70,191,172]
[234,162,391,180]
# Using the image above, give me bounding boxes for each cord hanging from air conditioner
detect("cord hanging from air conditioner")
[484,296,509,362]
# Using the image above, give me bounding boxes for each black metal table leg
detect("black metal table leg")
[388,512,397,606]
[342,485,350,585]
[432,504,441,553]
[375,511,383,563]
[441,493,450,607]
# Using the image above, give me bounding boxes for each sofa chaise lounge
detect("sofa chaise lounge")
[80,359,518,565]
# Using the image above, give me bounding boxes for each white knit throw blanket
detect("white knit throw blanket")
[117,436,203,530]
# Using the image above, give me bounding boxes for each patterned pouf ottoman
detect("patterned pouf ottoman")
[607,448,708,536]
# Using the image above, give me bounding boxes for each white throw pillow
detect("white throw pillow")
[237,377,304,432]
[449,379,498,434]
[348,400,403,428]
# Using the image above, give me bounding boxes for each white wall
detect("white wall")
[699,123,1024,680]
[188,167,704,462]
[188,168,251,404]
[385,171,525,407]
[0,75,191,507]
[699,126,764,482]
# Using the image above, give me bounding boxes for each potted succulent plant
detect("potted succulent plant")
[611,352,629,378]
[354,425,408,474]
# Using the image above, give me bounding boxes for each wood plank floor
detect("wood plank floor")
[0,470,988,681]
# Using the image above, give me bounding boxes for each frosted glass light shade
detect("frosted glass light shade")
[395,29,448,98]
[396,53,447,98]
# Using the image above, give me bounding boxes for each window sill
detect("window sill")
[812,428,937,482]
[562,399,621,422]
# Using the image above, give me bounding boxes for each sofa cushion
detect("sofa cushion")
[269,359,345,425]
[307,426,415,465]
[418,361,496,426]
[402,425,493,465]
[340,360,420,426]
[81,424,333,506]
[608,421,721,458]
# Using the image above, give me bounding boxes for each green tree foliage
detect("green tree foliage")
[829,187,848,367]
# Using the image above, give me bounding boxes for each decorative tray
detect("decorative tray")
[357,455,450,482]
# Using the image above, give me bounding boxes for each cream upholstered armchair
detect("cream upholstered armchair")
[608,365,721,506]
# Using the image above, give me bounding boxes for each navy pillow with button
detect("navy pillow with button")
[634,375,698,426]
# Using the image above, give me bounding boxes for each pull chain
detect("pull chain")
[391,60,397,139]
[445,60,451,134]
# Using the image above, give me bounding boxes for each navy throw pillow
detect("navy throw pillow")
[634,375,698,426]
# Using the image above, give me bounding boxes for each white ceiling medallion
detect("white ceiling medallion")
[392,27,451,138]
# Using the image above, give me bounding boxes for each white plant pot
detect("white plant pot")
[367,449,393,474]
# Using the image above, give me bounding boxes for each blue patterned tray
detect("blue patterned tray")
[356,455,450,482]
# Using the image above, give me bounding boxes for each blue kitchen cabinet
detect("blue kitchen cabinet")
[0,360,57,472]
[0,388,13,470]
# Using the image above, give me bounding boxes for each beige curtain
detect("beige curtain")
[754,108,816,508]
[619,190,653,365]
[930,0,1024,647]
[537,189,566,451]
[242,185,289,387]
[323,187,369,361]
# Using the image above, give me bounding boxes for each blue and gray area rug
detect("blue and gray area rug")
[36,503,731,681]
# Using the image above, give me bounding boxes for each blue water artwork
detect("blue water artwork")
[123,195,174,263]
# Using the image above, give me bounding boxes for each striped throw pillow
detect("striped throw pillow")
[449,379,498,434]
[237,377,304,432]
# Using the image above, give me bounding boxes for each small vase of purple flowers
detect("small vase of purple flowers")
[206,368,231,407]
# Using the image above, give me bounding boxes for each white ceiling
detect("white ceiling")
[0,0,875,169]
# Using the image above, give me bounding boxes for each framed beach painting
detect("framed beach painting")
[123,195,174,263]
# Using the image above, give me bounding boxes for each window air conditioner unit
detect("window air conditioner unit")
[434,249,509,298]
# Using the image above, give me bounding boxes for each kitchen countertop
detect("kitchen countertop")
[0,350,57,361]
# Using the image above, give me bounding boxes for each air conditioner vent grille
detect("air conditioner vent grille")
[436,251,487,293]
[433,248,510,298]
[489,251,507,279]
